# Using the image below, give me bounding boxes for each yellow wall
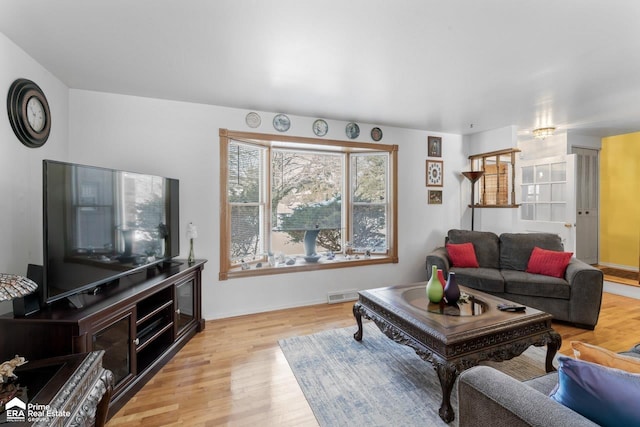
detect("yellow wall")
[600,132,640,268]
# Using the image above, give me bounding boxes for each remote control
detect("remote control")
[497,304,526,312]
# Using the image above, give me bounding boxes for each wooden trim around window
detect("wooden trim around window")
[218,128,399,280]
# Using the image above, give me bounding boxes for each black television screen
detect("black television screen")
[42,160,179,305]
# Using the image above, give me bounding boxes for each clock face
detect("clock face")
[27,96,46,132]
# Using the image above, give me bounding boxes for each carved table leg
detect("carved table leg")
[435,362,458,423]
[353,303,363,341]
[545,330,562,372]
[95,369,114,427]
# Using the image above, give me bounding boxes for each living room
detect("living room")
[1,2,640,426]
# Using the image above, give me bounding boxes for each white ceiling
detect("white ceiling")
[2,0,640,137]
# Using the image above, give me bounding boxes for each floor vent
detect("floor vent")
[327,289,359,304]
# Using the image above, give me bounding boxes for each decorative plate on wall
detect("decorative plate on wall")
[273,114,291,132]
[313,119,328,137]
[371,127,383,141]
[345,122,360,139]
[245,112,261,128]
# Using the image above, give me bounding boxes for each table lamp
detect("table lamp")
[186,222,198,265]
[0,274,37,303]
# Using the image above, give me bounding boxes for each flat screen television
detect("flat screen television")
[42,160,179,307]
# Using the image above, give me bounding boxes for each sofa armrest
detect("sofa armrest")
[564,258,604,328]
[426,246,449,278]
[458,366,598,427]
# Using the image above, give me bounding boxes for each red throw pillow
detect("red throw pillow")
[526,246,573,278]
[446,242,480,268]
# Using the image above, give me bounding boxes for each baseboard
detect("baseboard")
[598,262,639,272]
[204,298,329,320]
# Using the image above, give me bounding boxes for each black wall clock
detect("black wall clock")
[7,78,51,148]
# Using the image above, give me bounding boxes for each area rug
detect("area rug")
[279,322,552,427]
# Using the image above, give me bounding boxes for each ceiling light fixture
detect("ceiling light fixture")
[532,127,556,140]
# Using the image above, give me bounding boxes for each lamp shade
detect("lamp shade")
[186,222,198,239]
[0,274,38,302]
[461,171,485,183]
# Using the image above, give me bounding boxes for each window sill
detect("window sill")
[219,254,398,280]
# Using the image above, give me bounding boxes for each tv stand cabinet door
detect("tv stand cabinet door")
[90,305,136,396]
[174,276,198,338]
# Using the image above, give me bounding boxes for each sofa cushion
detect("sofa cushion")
[501,269,570,299]
[500,233,564,271]
[571,341,640,373]
[447,229,500,269]
[524,371,559,395]
[446,242,480,268]
[526,246,573,278]
[550,356,640,427]
[452,267,505,293]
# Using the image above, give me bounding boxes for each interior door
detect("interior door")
[518,154,577,253]
[573,147,599,264]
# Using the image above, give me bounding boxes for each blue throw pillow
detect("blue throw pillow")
[550,356,640,426]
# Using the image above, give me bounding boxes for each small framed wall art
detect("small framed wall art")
[428,136,442,157]
[426,160,443,187]
[428,190,443,204]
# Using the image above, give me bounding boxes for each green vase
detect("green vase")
[427,265,444,303]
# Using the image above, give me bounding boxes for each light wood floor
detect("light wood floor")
[107,292,640,427]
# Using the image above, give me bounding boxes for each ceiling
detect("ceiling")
[2,0,640,137]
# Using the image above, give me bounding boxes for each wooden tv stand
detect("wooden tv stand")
[0,259,206,419]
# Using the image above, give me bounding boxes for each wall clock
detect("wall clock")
[7,78,51,148]
[426,160,443,187]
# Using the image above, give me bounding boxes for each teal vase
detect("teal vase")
[427,265,444,303]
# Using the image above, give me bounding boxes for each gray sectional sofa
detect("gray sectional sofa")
[426,229,604,329]
[457,344,640,426]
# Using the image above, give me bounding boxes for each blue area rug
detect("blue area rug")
[279,322,548,426]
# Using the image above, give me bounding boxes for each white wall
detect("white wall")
[0,32,69,314]
[68,90,468,319]
[519,131,567,160]
[464,125,518,157]
[1,28,470,320]
[568,133,602,151]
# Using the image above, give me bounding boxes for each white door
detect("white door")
[518,154,576,253]
[573,147,599,264]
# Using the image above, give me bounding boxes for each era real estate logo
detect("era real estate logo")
[4,396,71,423]
[5,397,26,422]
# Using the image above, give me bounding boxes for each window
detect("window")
[520,161,567,221]
[219,129,398,280]
[468,148,520,208]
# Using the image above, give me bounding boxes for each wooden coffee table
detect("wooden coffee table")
[353,282,561,423]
